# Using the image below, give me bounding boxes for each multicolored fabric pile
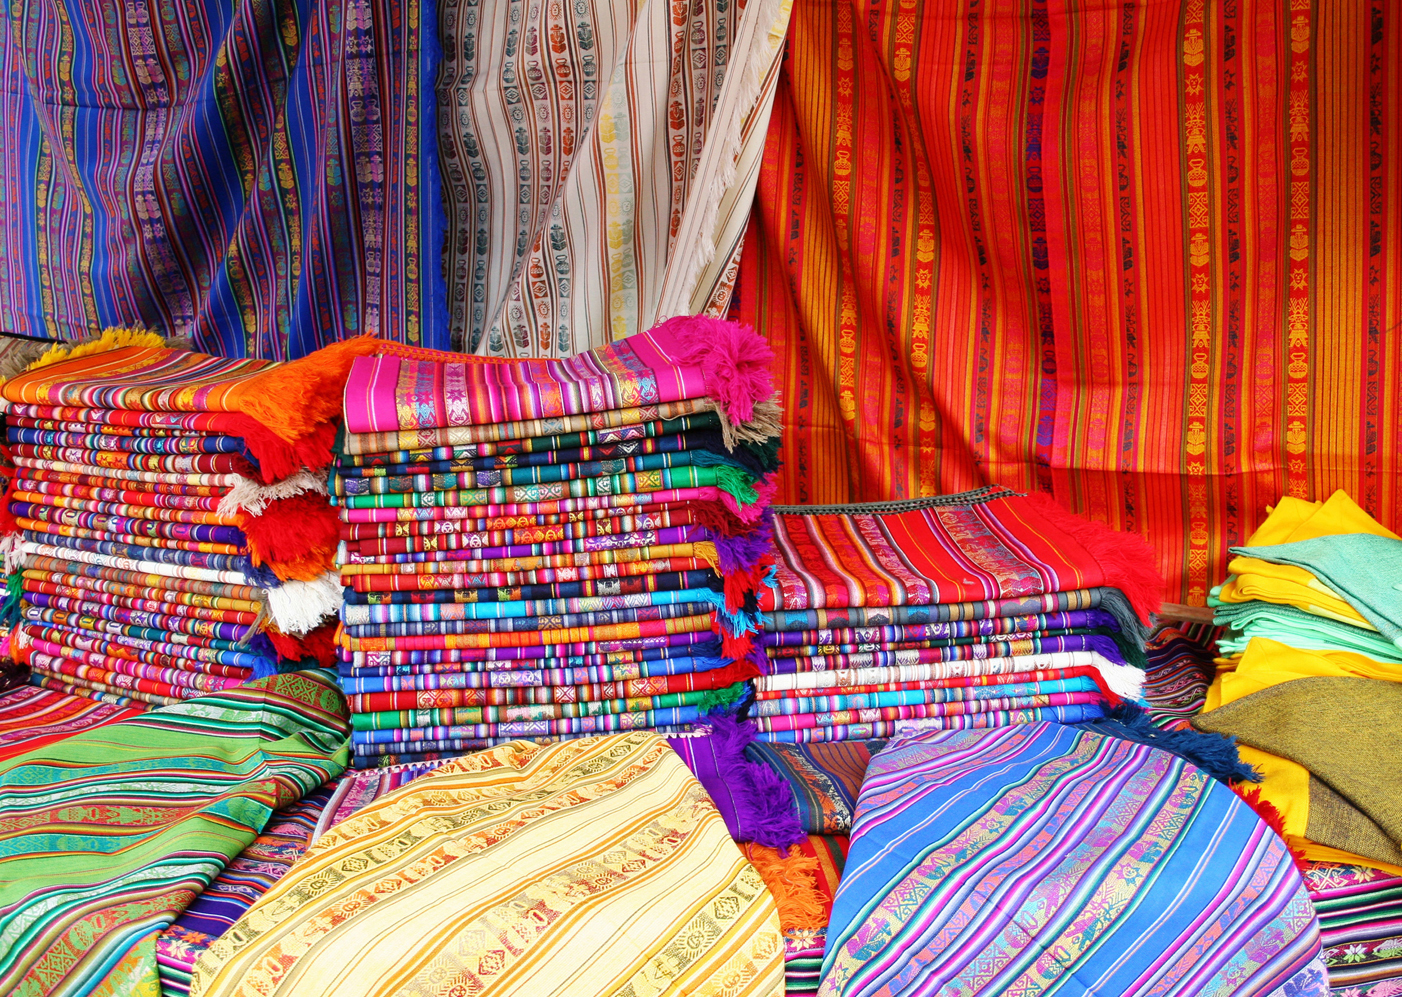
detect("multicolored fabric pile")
[0,671,348,997]
[330,316,783,766]
[186,732,786,997]
[1,334,380,707]
[753,488,1162,743]
[818,722,1328,997]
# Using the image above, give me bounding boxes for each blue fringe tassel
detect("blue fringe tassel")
[1074,700,1260,784]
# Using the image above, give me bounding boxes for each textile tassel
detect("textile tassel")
[697,589,761,637]
[1017,491,1164,624]
[742,845,828,930]
[712,465,760,507]
[703,713,805,849]
[263,621,339,670]
[696,681,749,715]
[739,436,783,473]
[1232,784,1310,873]
[706,511,775,573]
[691,499,758,538]
[1074,701,1259,784]
[721,474,778,522]
[218,470,327,519]
[0,572,22,628]
[264,572,342,635]
[646,316,776,425]
[721,628,756,662]
[690,448,753,474]
[223,415,340,483]
[242,492,342,581]
[232,336,383,443]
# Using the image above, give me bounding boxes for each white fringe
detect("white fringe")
[218,470,327,519]
[266,571,342,635]
[0,533,26,575]
[1093,658,1147,702]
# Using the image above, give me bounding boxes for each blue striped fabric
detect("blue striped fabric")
[819,722,1328,997]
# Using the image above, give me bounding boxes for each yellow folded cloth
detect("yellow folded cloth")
[1216,491,1399,629]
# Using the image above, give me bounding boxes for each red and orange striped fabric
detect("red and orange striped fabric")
[734,0,1401,603]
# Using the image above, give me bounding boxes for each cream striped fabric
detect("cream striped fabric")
[190,732,785,997]
[437,0,791,357]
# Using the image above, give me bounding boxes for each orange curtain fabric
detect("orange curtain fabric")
[735,0,1401,603]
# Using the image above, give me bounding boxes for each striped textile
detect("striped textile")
[0,0,445,356]
[0,672,348,997]
[744,740,883,835]
[1143,624,1220,730]
[1304,862,1402,995]
[155,785,339,997]
[740,835,848,996]
[342,318,772,434]
[189,732,785,997]
[733,0,1402,606]
[762,492,1158,623]
[820,722,1327,997]
[437,0,791,355]
[0,684,143,762]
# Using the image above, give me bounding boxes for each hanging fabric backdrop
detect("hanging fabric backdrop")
[733,0,1401,603]
[0,0,447,358]
[437,0,792,356]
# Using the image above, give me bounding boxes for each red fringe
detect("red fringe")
[265,621,339,668]
[224,415,339,483]
[721,629,756,662]
[724,560,773,613]
[1232,783,1310,874]
[242,492,341,580]
[691,500,756,538]
[1015,491,1163,623]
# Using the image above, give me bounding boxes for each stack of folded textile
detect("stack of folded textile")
[330,317,783,767]
[1188,490,1402,995]
[1,332,379,706]
[753,488,1162,742]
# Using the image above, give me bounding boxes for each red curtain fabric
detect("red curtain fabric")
[735,0,1401,603]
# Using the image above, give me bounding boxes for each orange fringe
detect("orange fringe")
[742,843,829,930]
[230,336,382,443]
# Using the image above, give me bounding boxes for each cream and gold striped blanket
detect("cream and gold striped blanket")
[191,731,784,997]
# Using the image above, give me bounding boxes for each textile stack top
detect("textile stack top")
[0,331,382,708]
[752,487,1164,742]
[329,316,784,767]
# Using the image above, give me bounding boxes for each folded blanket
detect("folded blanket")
[189,732,785,997]
[764,491,1159,631]
[1214,600,1402,662]
[1232,535,1402,650]
[0,672,348,997]
[820,722,1326,996]
[1195,676,1402,866]
[744,835,849,996]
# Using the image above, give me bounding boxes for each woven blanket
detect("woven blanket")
[339,412,724,466]
[344,317,775,434]
[0,672,348,997]
[1195,675,1402,866]
[820,722,1326,997]
[745,741,884,835]
[1304,862,1402,993]
[763,492,1159,627]
[8,428,244,455]
[438,0,789,355]
[0,0,445,356]
[0,685,142,762]
[753,704,1103,743]
[188,732,784,996]
[156,785,338,997]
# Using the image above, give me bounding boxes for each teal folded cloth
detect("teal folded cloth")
[1211,596,1402,663]
[1232,534,1402,650]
